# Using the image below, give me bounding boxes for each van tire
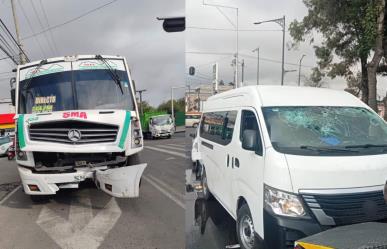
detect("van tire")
[193,123,198,128]
[201,167,212,200]
[237,203,261,249]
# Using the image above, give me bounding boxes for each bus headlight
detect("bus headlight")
[131,117,142,148]
[264,185,306,217]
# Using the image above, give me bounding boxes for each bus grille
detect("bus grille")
[29,120,119,144]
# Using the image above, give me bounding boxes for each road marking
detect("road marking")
[36,193,121,249]
[146,174,184,200]
[143,175,185,209]
[156,144,186,152]
[0,185,21,205]
[165,143,185,148]
[145,146,188,158]
[165,157,176,160]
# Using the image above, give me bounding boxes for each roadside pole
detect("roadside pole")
[10,0,25,64]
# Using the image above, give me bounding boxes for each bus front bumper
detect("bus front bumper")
[18,163,147,198]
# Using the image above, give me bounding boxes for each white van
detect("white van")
[196,85,387,249]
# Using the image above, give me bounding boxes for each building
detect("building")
[0,113,15,137]
[186,84,234,112]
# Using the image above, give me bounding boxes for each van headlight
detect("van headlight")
[264,185,306,217]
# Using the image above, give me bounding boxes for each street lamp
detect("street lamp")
[254,16,286,86]
[298,54,306,86]
[136,89,147,116]
[252,47,260,85]
[171,86,185,122]
[203,0,239,88]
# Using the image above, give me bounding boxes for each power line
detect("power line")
[215,7,235,28]
[17,0,47,58]
[39,0,59,55]
[30,0,56,55]
[22,0,119,40]
[0,17,30,63]
[239,53,314,68]
[187,26,283,32]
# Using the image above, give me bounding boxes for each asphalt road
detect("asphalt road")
[185,127,240,249]
[0,133,186,249]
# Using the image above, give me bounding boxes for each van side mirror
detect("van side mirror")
[10,88,15,106]
[242,130,257,151]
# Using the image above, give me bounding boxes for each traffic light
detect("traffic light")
[157,17,185,32]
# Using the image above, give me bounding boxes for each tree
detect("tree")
[157,97,185,114]
[304,67,326,87]
[367,0,385,111]
[289,0,385,111]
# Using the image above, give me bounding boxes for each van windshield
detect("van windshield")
[262,106,387,156]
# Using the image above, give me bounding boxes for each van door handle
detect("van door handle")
[227,154,230,167]
[235,158,240,168]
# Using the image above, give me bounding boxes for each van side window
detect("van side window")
[240,110,263,155]
[200,111,237,145]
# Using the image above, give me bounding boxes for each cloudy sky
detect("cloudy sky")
[186,0,387,97]
[0,0,184,113]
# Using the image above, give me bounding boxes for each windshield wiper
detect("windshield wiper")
[22,59,47,90]
[95,55,123,94]
[300,145,358,153]
[345,144,387,149]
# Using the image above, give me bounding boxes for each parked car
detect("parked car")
[195,85,387,249]
[0,136,12,156]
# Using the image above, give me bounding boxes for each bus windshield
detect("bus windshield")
[18,69,134,114]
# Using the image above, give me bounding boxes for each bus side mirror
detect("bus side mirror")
[10,88,15,106]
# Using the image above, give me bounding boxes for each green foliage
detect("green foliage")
[157,97,185,114]
[289,0,379,83]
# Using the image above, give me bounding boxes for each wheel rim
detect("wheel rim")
[239,214,255,249]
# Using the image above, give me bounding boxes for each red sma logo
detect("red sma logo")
[63,112,88,119]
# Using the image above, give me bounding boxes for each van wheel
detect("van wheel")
[30,195,49,203]
[201,167,212,200]
[193,123,198,128]
[237,203,261,249]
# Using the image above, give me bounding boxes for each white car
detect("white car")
[196,85,387,249]
[0,136,12,156]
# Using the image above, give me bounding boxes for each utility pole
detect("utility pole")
[241,59,245,86]
[202,1,239,88]
[136,89,147,116]
[298,54,306,86]
[254,16,286,85]
[10,0,26,64]
[252,47,260,85]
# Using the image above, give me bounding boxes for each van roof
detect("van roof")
[205,85,368,109]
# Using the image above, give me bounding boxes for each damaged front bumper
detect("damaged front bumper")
[18,163,147,198]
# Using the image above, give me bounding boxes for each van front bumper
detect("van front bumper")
[263,209,324,249]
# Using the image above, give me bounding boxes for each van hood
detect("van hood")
[285,154,387,192]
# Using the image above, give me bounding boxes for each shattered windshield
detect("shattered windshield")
[262,106,387,156]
